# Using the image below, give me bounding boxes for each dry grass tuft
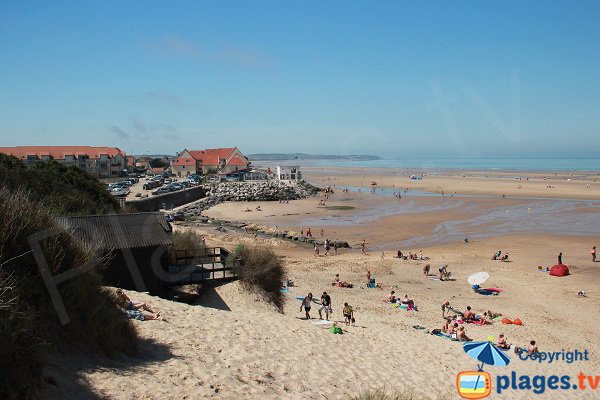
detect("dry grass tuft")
[0,188,138,399]
[227,244,286,312]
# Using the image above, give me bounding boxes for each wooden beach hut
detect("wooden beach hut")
[57,212,173,296]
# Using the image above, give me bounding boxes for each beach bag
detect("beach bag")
[329,326,343,334]
[501,318,513,325]
[351,317,355,323]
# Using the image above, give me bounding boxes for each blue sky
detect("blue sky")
[1,1,599,158]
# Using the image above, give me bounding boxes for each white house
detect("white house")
[276,166,302,181]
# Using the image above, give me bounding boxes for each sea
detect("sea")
[256,158,600,172]
[252,157,600,248]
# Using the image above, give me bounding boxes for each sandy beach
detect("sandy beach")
[42,167,600,400]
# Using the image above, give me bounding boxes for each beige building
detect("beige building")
[171,147,249,177]
[0,146,128,178]
[276,166,302,181]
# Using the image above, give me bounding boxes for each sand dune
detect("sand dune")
[42,231,600,400]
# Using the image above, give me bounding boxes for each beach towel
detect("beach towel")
[280,288,291,293]
[412,325,427,330]
[483,288,504,292]
[295,296,304,300]
[313,319,332,325]
[466,319,487,326]
[432,332,458,341]
[476,290,499,296]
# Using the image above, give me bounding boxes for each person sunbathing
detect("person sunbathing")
[438,264,450,280]
[500,253,509,262]
[492,250,501,260]
[400,294,416,310]
[384,291,397,303]
[116,289,156,313]
[332,274,353,288]
[447,322,459,335]
[487,310,503,319]
[457,326,472,342]
[122,307,163,321]
[442,317,453,333]
[527,340,539,355]
[496,334,511,349]
[463,306,475,320]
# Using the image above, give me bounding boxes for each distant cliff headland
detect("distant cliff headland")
[248,153,381,161]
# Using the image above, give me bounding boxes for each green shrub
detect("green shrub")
[0,154,120,215]
[226,244,286,312]
[0,188,138,399]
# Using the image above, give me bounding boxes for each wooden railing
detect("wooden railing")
[167,247,241,285]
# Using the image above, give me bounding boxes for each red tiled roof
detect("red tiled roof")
[0,146,126,160]
[187,148,236,162]
[227,156,247,166]
[199,155,220,166]
[171,157,195,166]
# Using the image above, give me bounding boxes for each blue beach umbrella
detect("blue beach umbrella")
[463,341,511,371]
[463,341,511,392]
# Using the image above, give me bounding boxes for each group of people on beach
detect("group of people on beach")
[313,239,339,257]
[300,291,355,326]
[492,250,510,262]
[383,291,417,310]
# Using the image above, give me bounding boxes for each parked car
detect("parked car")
[110,187,129,197]
[179,179,195,187]
[168,183,184,191]
[143,180,160,190]
[152,185,171,195]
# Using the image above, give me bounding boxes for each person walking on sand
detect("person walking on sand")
[320,228,324,237]
[423,264,430,277]
[333,240,338,256]
[306,227,312,238]
[343,302,354,326]
[319,291,332,320]
[361,239,366,255]
[366,270,371,285]
[558,252,563,264]
[300,293,313,319]
[324,239,330,256]
[313,243,320,257]
[592,246,596,262]
[380,251,384,259]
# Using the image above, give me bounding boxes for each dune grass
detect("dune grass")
[0,188,138,399]
[226,244,286,312]
[349,388,448,400]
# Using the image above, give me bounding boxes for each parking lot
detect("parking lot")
[107,176,200,201]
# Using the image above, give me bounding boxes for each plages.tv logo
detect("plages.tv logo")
[457,336,511,399]
[457,371,492,399]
